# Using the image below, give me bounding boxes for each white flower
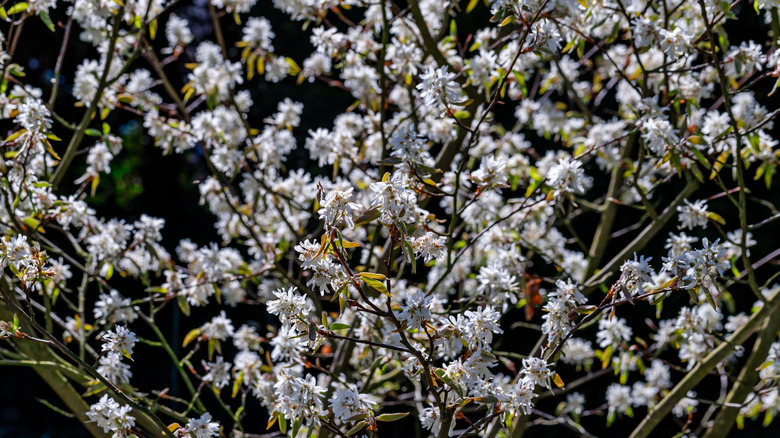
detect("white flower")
[561,338,594,365]
[101,325,138,359]
[202,311,235,341]
[242,17,274,51]
[550,279,586,305]
[606,384,633,416]
[398,291,434,330]
[165,14,193,49]
[15,98,52,133]
[416,65,464,109]
[407,232,447,264]
[389,123,433,169]
[86,394,135,435]
[183,412,220,438]
[464,306,503,347]
[596,317,632,348]
[677,199,709,230]
[329,382,377,420]
[267,287,313,331]
[665,232,698,258]
[203,356,232,389]
[616,253,656,297]
[641,116,679,155]
[471,155,509,192]
[97,353,132,385]
[644,359,672,389]
[563,393,586,416]
[318,187,362,229]
[273,372,326,427]
[672,391,699,417]
[658,27,693,57]
[547,156,592,196]
[521,357,553,389]
[369,173,417,224]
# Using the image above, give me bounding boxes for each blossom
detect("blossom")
[596,317,632,348]
[677,199,709,230]
[369,173,417,224]
[318,187,362,228]
[273,372,326,427]
[267,287,313,330]
[417,65,464,109]
[397,291,434,330]
[329,382,377,420]
[86,395,135,436]
[547,156,592,196]
[203,356,232,389]
[407,232,447,263]
[201,311,235,341]
[471,155,509,192]
[606,384,634,417]
[101,325,138,359]
[182,413,220,438]
[165,14,193,50]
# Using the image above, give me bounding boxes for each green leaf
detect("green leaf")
[360,273,390,297]
[4,129,26,143]
[232,371,243,398]
[177,295,191,317]
[472,396,498,404]
[346,421,366,436]
[376,412,410,422]
[182,328,201,347]
[709,150,730,179]
[149,18,158,40]
[354,207,381,226]
[39,10,55,31]
[466,0,479,13]
[405,240,416,274]
[7,2,28,15]
[707,211,726,225]
[601,344,613,369]
[22,216,43,233]
[329,322,351,331]
[702,285,717,309]
[84,128,102,137]
[207,338,217,361]
[575,305,597,314]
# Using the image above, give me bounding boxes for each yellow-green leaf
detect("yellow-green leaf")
[376,412,409,422]
[178,295,191,317]
[232,371,243,398]
[149,19,158,40]
[39,10,55,31]
[707,211,726,225]
[362,276,390,297]
[330,322,350,331]
[346,421,366,436]
[552,373,565,389]
[182,328,201,347]
[7,2,28,15]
